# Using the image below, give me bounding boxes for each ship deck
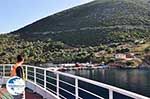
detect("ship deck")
[0,64,149,99]
[0,87,43,99]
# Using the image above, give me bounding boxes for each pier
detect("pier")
[47,63,108,71]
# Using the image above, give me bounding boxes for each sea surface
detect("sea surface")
[33,67,150,99]
[66,68,150,98]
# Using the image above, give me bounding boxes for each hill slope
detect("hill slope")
[12,0,150,46]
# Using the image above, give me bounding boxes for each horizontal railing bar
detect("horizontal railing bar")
[46,75,56,80]
[27,70,34,73]
[4,71,11,72]
[1,64,12,66]
[36,82,44,87]
[25,65,45,71]
[4,76,10,77]
[36,72,44,76]
[59,87,83,99]
[59,79,75,88]
[46,87,57,95]
[59,87,76,97]
[59,94,67,99]
[27,74,34,78]
[3,72,10,74]
[36,77,44,82]
[4,74,11,76]
[3,68,11,69]
[0,64,9,65]
[46,81,57,87]
[78,87,104,99]
[27,73,34,75]
[27,72,34,75]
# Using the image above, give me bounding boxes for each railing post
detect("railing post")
[56,73,59,97]
[34,67,36,84]
[3,64,5,77]
[44,69,46,89]
[25,66,28,80]
[109,89,113,99]
[75,78,78,99]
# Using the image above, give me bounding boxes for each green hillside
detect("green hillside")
[12,0,150,46]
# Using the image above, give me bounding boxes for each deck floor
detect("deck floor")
[0,88,43,99]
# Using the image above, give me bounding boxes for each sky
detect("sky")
[0,0,94,33]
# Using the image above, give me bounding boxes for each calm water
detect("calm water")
[67,69,150,97]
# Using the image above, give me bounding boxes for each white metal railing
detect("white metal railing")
[0,64,149,99]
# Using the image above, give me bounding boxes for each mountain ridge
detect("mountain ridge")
[11,0,150,46]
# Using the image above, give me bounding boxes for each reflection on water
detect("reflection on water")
[67,69,150,97]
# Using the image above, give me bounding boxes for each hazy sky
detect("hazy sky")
[0,0,94,33]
